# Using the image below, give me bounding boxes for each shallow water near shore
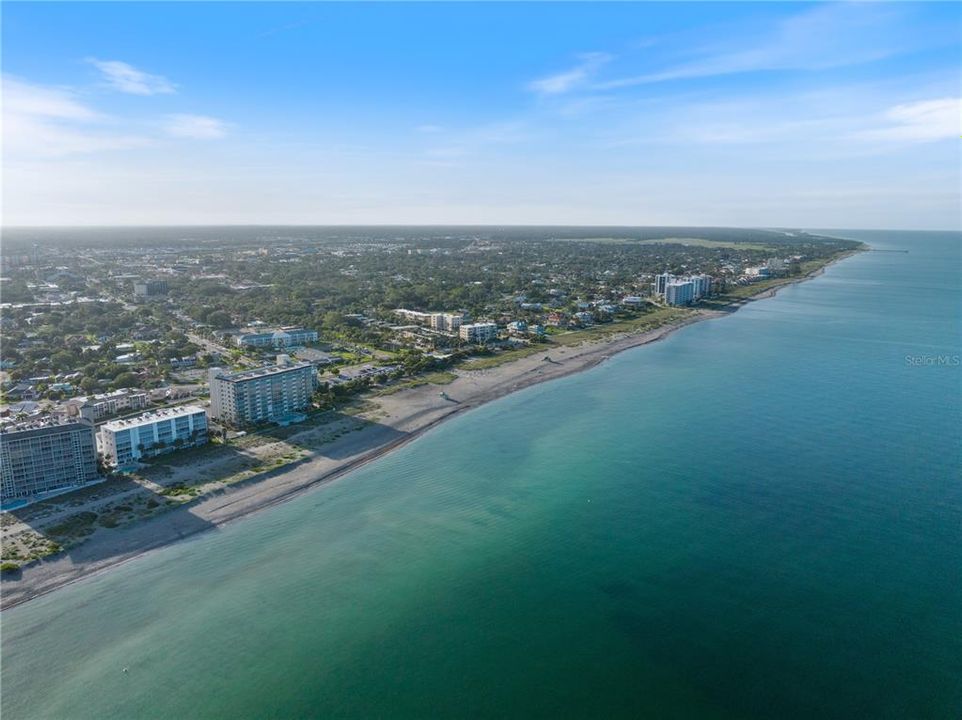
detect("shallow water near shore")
[2,230,960,719]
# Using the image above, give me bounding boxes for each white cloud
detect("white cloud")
[2,75,149,157]
[854,98,961,143]
[87,58,176,95]
[164,114,227,139]
[3,76,227,159]
[4,113,150,157]
[3,76,98,120]
[528,52,611,96]
[416,124,444,133]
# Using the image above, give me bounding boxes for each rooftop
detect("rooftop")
[211,361,313,383]
[68,388,148,406]
[0,415,92,435]
[237,327,314,337]
[100,404,207,432]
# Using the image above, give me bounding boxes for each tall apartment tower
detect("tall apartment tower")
[665,280,696,306]
[0,418,99,504]
[689,274,713,299]
[208,361,315,427]
[655,273,675,296]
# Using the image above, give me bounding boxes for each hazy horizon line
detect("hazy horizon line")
[3,224,959,232]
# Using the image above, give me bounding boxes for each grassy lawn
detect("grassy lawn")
[636,237,774,251]
[340,400,379,416]
[550,236,774,251]
[423,371,457,385]
[550,307,693,346]
[459,345,546,371]
[717,278,789,300]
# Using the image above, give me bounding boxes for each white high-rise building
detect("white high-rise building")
[665,281,696,306]
[690,274,713,299]
[0,418,99,503]
[654,273,675,296]
[208,360,315,427]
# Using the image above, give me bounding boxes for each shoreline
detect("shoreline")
[0,250,860,611]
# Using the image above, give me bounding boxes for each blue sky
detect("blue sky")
[3,2,960,228]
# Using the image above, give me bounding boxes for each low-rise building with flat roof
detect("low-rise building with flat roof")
[64,389,149,422]
[234,328,318,348]
[99,405,208,468]
[429,313,464,332]
[459,322,499,344]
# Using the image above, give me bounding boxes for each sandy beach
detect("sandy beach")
[0,255,853,610]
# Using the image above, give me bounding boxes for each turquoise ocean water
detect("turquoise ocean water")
[2,230,960,718]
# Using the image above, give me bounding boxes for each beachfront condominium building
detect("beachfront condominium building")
[665,280,696,306]
[459,322,499,344]
[690,274,713,299]
[429,313,463,332]
[64,388,150,423]
[393,309,432,324]
[0,417,99,503]
[394,309,465,333]
[208,360,315,427]
[234,328,319,348]
[99,405,209,469]
[654,273,675,296]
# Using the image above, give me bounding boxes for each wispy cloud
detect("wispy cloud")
[598,4,912,89]
[259,18,314,38]
[594,80,961,163]
[3,76,99,120]
[854,98,961,143]
[3,76,228,158]
[164,114,227,139]
[3,75,149,157]
[528,52,611,96]
[87,58,176,95]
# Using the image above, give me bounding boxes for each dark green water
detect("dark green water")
[2,230,960,719]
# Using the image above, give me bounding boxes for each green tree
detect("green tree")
[208,310,233,329]
[112,371,139,389]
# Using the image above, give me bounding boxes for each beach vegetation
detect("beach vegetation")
[160,483,200,498]
[46,512,99,539]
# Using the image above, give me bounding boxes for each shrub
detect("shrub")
[47,512,98,537]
